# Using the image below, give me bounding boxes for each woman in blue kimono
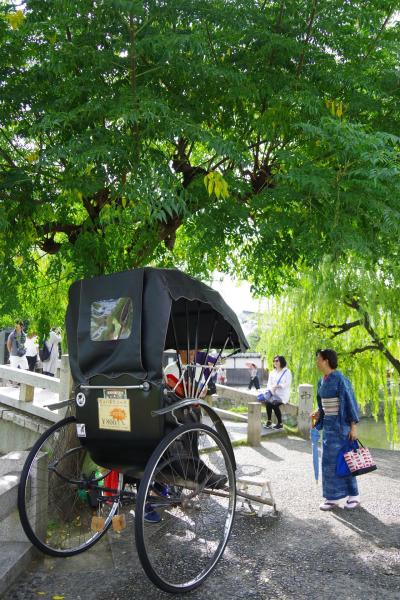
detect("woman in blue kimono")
[312,349,360,511]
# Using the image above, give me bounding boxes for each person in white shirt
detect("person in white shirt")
[42,329,62,376]
[217,365,226,385]
[262,355,292,430]
[25,332,39,372]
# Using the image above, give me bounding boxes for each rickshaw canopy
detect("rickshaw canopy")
[66,267,249,384]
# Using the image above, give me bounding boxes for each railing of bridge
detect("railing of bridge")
[0,355,73,405]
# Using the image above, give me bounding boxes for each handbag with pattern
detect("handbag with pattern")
[343,440,377,477]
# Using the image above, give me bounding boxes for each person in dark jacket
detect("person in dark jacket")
[7,319,28,370]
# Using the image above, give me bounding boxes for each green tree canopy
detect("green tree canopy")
[1,0,400,321]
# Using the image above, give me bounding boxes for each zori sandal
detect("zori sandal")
[319,500,340,511]
[344,499,361,510]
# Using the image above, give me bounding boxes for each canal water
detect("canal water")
[357,417,399,451]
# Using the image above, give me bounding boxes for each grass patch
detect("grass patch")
[229,405,248,414]
[283,423,299,435]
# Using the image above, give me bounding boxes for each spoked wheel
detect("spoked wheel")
[18,416,122,557]
[135,423,236,593]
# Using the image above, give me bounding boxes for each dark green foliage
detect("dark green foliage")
[0,0,400,320]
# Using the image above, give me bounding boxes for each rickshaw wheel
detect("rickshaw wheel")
[18,416,122,557]
[135,423,236,593]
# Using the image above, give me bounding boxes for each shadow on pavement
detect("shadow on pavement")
[265,433,312,456]
[252,444,284,462]
[369,449,400,481]
[331,507,400,550]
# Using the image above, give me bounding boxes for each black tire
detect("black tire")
[135,423,236,593]
[18,416,121,557]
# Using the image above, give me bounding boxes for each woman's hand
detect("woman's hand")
[348,423,358,441]
[310,410,320,427]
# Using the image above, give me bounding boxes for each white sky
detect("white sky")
[210,273,260,315]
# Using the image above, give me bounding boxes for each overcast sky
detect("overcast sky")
[210,273,261,316]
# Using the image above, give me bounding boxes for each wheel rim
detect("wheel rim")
[136,425,236,591]
[20,419,119,555]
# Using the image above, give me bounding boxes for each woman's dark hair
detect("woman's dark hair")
[274,355,287,368]
[15,319,24,326]
[316,348,338,369]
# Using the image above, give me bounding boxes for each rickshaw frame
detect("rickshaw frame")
[18,268,249,593]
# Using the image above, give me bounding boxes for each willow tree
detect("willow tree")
[258,256,400,443]
[1,0,400,323]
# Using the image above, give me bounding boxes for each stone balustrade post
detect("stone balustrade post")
[247,402,261,446]
[19,383,34,402]
[298,384,314,437]
[59,354,73,403]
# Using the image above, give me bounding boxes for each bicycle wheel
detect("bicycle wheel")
[18,416,122,557]
[135,423,236,593]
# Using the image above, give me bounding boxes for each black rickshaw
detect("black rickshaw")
[18,268,249,593]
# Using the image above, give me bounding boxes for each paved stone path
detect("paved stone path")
[2,435,399,600]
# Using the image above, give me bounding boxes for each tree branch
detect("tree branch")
[313,319,362,337]
[274,1,286,31]
[172,137,207,187]
[347,345,381,356]
[364,8,395,59]
[205,22,218,64]
[361,309,400,374]
[296,0,318,77]
[0,148,17,168]
[343,297,400,374]
[129,13,140,162]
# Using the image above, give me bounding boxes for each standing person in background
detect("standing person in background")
[262,355,292,430]
[217,365,226,385]
[42,328,62,377]
[247,363,260,390]
[25,330,39,372]
[7,319,28,370]
[311,348,360,511]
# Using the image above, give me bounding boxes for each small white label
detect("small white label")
[76,392,86,407]
[76,423,86,437]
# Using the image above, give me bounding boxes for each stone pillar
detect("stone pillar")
[298,384,314,437]
[206,394,215,407]
[59,354,73,403]
[19,383,34,402]
[32,451,49,540]
[247,402,261,447]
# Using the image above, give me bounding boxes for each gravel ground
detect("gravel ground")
[2,435,399,600]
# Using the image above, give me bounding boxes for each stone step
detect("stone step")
[0,451,30,478]
[0,541,36,596]
[0,452,37,596]
[0,472,19,524]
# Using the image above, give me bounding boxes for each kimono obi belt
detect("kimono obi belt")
[321,397,340,416]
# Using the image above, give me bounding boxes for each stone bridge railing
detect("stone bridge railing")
[214,383,314,445]
[0,354,315,449]
[0,355,72,404]
[0,355,73,454]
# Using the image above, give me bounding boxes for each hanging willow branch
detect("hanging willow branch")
[343,298,400,375]
[313,302,400,374]
[346,345,381,356]
[312,319,362,337]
